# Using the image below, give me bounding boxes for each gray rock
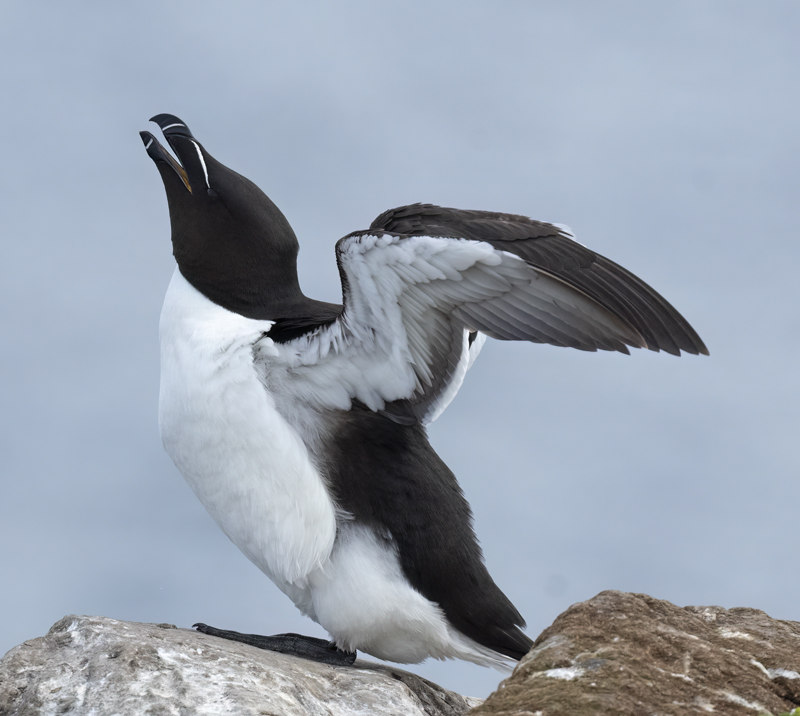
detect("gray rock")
[0,615,482,716]
[471,590,800,716]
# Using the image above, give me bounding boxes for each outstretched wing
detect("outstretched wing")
[268,204,706,426]
[371,203,709,358]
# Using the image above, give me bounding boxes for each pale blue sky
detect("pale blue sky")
[1,0,798,698]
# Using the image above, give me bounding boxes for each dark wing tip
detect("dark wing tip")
[668,332,709,357]
[537,249,709,359]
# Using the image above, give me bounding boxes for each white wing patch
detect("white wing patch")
[265,233,644,425]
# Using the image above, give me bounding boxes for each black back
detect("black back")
[323,404,533,661]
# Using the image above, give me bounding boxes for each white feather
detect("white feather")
[159,269,337,587]
[307,524,513,668]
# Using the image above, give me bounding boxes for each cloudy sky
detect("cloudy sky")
[1,0,798,699]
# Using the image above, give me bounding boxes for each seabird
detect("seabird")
[140,114,708,669]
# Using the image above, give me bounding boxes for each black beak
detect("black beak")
[140,114,212,196]
[149,113,196,140]
[139,130,193,193]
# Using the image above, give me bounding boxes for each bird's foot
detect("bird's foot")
[192,623,357,666]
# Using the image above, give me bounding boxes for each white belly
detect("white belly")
[158,269,337,588]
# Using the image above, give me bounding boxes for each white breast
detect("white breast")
[158,269,337,588]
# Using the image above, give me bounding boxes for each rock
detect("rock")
[471,590,800,716]
[5,594,799,716]
[0,615,481,716]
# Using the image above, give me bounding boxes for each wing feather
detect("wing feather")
[372,204,708,357]
[273,205,706,426]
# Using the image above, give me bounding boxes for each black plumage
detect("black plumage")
[324,403,532,660]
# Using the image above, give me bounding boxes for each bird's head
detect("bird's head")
[140,114,302,318]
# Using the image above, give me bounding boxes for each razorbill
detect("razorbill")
[140,114,708,669]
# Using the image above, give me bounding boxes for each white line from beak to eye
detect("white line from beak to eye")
[191,140,211,189]
[145,138,154,149]
[162,123,186,131]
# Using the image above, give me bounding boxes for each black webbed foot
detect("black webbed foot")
[192,623,357,666]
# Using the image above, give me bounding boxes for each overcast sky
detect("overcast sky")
[1,0,798,699]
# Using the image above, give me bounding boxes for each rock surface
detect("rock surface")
[4,593,799,716]
[0,615,481,716]
[472,590,800,716]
